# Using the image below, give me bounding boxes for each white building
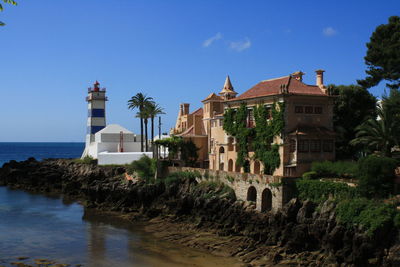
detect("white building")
[81,82,153,165]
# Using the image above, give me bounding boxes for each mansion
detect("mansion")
[172,70,335,177]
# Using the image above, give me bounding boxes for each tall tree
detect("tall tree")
[358,16,400,89]
[332,84,376,159]
[351,104,400,157]
[0,0,17,26]
[127,93,153,152]
[145,102,164,146]
[136,109,150,152]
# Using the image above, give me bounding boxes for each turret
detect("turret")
[219,75,237,100]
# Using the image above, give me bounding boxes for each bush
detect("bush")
[163,171,197,186]
[357,155,397,198]
[296,179,357,203]
[311,160,358,178]
[127,155,156,182]
[302,171,318,180]
[74,156,96,164]
[336,198,397,235]
[195,181,236,200]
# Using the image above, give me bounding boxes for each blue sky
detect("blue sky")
[1,0,399,142]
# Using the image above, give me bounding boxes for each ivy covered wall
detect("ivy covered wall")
[223,102,285,174]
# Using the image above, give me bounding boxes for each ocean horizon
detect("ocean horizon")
[0,142,85,166]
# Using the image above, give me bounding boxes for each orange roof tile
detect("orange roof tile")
[230,75,326,101]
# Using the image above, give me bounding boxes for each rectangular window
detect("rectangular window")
[247,109,254,128]
[295,106,303,113]
[323,140,334,152]
[219,119,223,127]
[289,139,296,152]
[314,107,323,114]
[305,106,313,114]
[298,140,309,152]
[265,106,272,119]
[310,140,321,152]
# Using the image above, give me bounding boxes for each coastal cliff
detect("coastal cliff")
[0,158,399,266]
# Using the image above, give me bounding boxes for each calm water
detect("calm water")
[0,142,85,166]
[0,143,241,266]
[0,187,242,267]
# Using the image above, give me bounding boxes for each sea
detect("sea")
[0,142,85,167]
[0,143,242,267]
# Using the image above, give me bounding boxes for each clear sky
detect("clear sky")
[1,0,399,142]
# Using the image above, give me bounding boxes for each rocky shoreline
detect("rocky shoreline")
[1,158,399,266]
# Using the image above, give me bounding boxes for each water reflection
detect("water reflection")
[0,187,242,267]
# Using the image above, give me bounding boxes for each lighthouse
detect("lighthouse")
[81,81,107,158]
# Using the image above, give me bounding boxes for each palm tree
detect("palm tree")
[136,109,151,152]
[128,93,153,152]
[351,104,400,157]
[145,102,165,145]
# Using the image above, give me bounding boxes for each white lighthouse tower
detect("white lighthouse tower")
[81,81,107,158]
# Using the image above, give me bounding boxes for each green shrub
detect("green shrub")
[226,175,235,184]
[302,171,318,180]
[296,179,357,203]
[74,156,96,164]
[195,181,236,200]
[394,213,400,228]
[127,155,156,182]
[311,161,358,178]
[163,171,197,186]
[357,155,397,198]
[336,198,397,235]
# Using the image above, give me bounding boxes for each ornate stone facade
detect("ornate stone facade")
[172,70,335,177]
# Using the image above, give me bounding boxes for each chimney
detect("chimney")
[291,71,305,82]
[315,69,325,87]
[183,103,190,115]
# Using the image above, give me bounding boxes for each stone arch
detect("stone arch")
[228,159,233,172]
[247,186,257,205]
[261,188,272,212]
[253,160,261,174]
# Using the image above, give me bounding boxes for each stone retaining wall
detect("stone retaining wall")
[167,167,297,213]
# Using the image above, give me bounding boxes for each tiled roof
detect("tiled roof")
[202,93,223,102]
[190,107,203,116]
[230,75,326,101]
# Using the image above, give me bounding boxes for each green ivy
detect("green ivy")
[223,102,285,174]
[253,102,285,174]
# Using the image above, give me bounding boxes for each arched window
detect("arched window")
[228,159,233,172]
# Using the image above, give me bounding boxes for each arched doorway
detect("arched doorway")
[228,159,233,172]
[261,188,272,212]
[247,186,257,205]
[253,161,261,174]
[219,147,225,171]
